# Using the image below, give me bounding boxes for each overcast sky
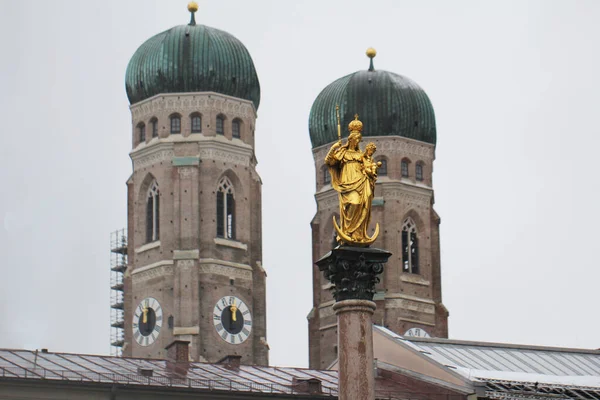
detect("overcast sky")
[1,0,599,368]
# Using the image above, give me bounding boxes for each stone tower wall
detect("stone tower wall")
[122,93,268,365]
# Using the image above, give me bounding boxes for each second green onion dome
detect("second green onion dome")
[125,3,261,109]
[309,49,436,148]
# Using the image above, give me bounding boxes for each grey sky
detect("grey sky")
[1,0,599,368]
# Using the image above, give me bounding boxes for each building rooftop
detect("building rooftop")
[0,348,338,397]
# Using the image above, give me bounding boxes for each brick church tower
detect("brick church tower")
[118,4,268,365]
[307,50,449,369]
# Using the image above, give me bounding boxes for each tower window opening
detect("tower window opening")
[416,162,423,181]
[138,123,146,143]
[191,114,202,133]
[401,160,409,178]
[216,115,225,135]
[170,115,181,134]
[216,177,235,240]
[378,159,387,176]
[402,218,419,274]
[232,119,241,138]
[151,118,158,138]
[146,181,160,243]
[323,165,331,184]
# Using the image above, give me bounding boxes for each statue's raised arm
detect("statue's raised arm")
[325,114,380,247]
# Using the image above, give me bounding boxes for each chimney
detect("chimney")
[166,340,189,362]
[293,377,322,394]
[165,340,190,377]
[217,355,242,370]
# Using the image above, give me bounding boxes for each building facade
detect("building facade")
[307,51,449,369]
[113,5,268,365]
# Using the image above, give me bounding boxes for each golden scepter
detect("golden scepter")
[336,105,341,143]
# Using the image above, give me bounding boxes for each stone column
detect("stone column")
[316,246,391,400]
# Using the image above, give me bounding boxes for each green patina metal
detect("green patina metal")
[126,23,260,109]
[308,64,436,148]
[172,156,200,166]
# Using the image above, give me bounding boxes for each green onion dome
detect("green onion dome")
[125,6,260,109]
[309,49,436,148]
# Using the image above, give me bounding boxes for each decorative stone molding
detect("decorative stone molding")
[199,264,252,281]
[198,258,253,281]
[131,92,256,120]
[312,135,435,163]
[385,298,435,315]
[199,147,250,167]
[133,149,174,169]
[383,190,430,206]
[177,260,194,268]
[132,260,174,283]
[177,167,197,178]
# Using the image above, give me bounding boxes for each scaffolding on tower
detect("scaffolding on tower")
[110,229,127,356]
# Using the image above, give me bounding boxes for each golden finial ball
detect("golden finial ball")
[188,1,199,12]
[366,47,377,59]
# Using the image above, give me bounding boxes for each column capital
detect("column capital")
[316,246,391,302]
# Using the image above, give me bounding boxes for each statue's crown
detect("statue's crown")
[348,114,363,133]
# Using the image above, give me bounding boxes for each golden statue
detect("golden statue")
[325,112,381,246]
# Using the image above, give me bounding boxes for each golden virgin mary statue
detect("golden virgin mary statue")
[325,114,381,246]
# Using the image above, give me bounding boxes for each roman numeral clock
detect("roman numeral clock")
[213,296,253,345]
[133,297,163,347]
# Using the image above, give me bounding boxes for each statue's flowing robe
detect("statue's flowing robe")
[325,146,374,241]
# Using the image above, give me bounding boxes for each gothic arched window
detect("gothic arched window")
[150,118,158,138]
[416,162,424,181]
[401,159,410,178]
[191,114,202,133]
[216,115,225,135]
[232,119,241,138]
[137,123,146,143]
[402,218,419,274]
[146,181,160,243]
[170,114,181,134]
[216,177,235,239]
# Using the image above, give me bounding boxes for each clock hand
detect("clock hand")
[142,306,148,324]
[230,299,237,322]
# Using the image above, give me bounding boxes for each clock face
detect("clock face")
[404,327,431,338]
[212,296,252,345]
[133,297,163,347]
